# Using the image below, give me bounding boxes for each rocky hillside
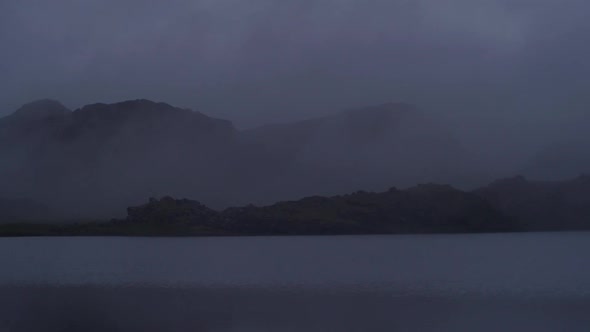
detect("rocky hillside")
[119,174,590,235]
[4,175,590,236]
[119,184,515,235]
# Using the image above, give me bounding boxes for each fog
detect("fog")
[1,0,590,218]
[1,0,589,124]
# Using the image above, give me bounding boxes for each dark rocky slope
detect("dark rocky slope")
[4,175,590,236]
[111,184,515,236]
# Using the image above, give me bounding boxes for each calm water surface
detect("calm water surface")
[1,233,589,331]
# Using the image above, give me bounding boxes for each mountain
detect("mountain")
[522,141,590,180]
[0,184,515,236]
[475,175,590,230]
[218,184,514,235]
[241,103,479,202]
[0,99,239,217]
[5,174,590,236]
[126,175,590,235]
[0,99,478,217]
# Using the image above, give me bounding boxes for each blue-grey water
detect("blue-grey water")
[1,233,590,331]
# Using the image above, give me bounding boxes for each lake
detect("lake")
[1,232,589,331]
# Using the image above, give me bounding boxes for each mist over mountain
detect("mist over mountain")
[0,99,241,217]
[521,141,590,180]
[1,0,589,221]
[476,175,590,230]
[2,98,589,220]
[242,103,484,200]
[1,99,484,218]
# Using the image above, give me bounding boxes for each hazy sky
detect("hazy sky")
[1,0,589,127]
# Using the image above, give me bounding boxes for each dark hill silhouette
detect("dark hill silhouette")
[218,183,513,235]
[121,175,590,235]
[0,183,517,236]
[0,99,72,149]
[11,99,70,120]
[4,175,590,236]
[0,99,239,217]
[0,99,478,217]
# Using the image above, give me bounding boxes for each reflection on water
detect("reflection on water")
[0,233,589,331]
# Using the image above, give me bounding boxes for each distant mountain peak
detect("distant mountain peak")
[12,99,70,120]
[85,99,177,110]
[76,99,189,116]
[70,99,235,130]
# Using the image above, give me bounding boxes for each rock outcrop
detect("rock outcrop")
[120,184,515,235]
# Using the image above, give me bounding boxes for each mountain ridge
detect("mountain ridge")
[2,174,590,235]
[0,99,482,217]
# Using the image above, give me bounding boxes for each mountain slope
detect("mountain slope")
[0,99,480,217]
[0,99,239,217]
[241,103,479,202]
[71,184,515,236]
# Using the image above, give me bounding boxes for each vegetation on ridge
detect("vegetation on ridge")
[0,183,518,236]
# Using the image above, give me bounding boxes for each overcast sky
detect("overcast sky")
[1,0,589,127]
